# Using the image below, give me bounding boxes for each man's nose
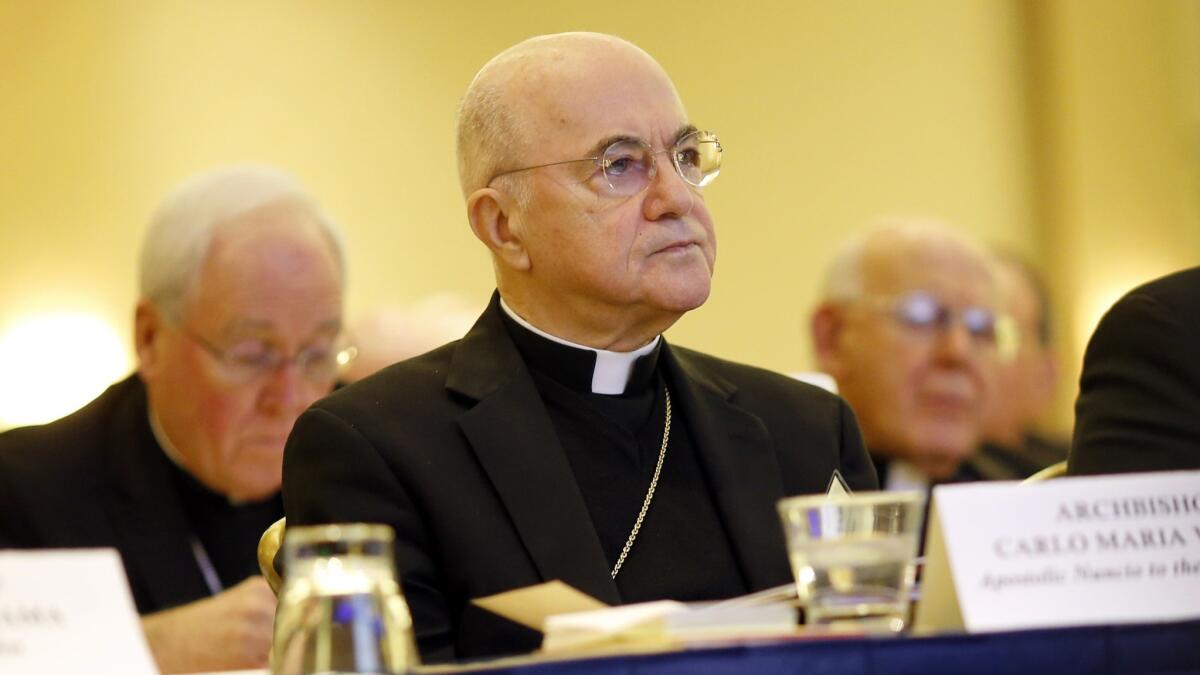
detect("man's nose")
[258,360,305,414]
[642,153,695,221]
[932,320,977,363]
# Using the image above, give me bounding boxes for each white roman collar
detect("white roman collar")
[499,298,660,395]
[148,406,187,471]
[884,459,930,492]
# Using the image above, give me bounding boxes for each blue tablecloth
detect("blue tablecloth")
[456,620,1200,675]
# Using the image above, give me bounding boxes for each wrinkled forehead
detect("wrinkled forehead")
[501,39,690,158]
[184,204,344,321]
[863,240,997,306]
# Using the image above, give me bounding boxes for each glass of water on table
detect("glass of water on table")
[272,523,418,674]
[777,491,924,632]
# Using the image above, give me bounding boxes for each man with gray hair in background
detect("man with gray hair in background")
[810,219,1002,490]
[0,166,349,672]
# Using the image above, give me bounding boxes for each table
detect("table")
[448,619,1200,675]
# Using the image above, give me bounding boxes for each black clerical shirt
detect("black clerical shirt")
[169,464,283,593]
[498,310,748,603]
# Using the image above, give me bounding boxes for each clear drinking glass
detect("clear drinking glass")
[777,491,924,632]
[272,523,418,674]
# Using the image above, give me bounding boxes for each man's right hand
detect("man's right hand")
[140,575,276,674]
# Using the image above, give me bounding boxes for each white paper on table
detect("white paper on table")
[0,549,159,674]
[541,600,686,652]
[539,598,799,654]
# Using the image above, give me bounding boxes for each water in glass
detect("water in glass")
[272,524,418,674]
[778,491,923,633]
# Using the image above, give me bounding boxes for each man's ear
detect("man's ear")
[811,303,847,377]
[134,301,166,380]
[466,187,530,272]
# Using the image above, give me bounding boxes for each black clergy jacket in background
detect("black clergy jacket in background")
[282,292,878,663]
[0,375,281,613]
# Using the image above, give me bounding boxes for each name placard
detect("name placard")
[916,470,1200,633]
[0,549,158,674]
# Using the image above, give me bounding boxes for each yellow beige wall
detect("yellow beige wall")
[1026,0,1200,430]
[0,1,1195,432]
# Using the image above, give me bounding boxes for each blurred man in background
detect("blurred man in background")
[0,165,348,673]
[969,251,1066,479]
[811,219,1001,490]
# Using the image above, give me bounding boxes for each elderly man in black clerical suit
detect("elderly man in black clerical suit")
[282,32,877,663]
[810,220,1003,491]
[1070,266,1200,475]
[0,166,348,673]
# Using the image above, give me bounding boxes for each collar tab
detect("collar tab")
[499,298,660,395]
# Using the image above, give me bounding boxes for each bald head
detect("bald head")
[458,32,714,351]
[455,32,680,199]
[822,218,996,304]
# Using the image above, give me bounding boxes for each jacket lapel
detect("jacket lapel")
[446,299,621,605]
[661,346,792,590]
[104,378,211,611]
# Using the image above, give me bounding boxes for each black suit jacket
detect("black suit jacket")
[1070,266,1200,475]
[962,435,1067,482]
[0,375,216,613]
[283,297,877,662]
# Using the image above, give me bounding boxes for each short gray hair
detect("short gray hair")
[456,33,660,206]
[456,81,520,197]
[819,216,990,303]
[138,165,346,319]
[821,235,869,302]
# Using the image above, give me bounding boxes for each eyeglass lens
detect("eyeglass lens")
[214,339,347,383]
[240,347,341,381]
[599,131,722,196]
[894,293,996,340]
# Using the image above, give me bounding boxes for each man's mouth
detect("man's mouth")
[655,240,698,255]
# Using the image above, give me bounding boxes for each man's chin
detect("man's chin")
[922,461,962,481]
[647,277,711,314]
[221,448,284,501]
